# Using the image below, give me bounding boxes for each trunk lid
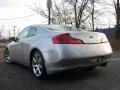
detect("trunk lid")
[69,31,108,44]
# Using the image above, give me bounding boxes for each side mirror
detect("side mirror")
[9,37,16,41]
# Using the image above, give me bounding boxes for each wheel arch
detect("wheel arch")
[29,48,45,66]
[4,47,9,54]
[30,48,48,78]
[5,46,9,51]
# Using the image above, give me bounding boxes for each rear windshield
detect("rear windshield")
[45,25,80,32]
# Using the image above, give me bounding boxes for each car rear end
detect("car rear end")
[43,25,112,74]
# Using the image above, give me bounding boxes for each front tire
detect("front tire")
[31,51,47,79]
[4,49,13,64]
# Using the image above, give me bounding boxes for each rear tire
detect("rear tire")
[4,49,13,64]
[31,50,47,79]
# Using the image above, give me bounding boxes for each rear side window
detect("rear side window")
[28,27,37,37]
[17,28,29,40]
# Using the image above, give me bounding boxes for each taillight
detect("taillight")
[52,33,84,44]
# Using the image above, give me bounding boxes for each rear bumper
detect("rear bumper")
[55,42,112,59]
[46,55,111,74]
[43,42,112,74]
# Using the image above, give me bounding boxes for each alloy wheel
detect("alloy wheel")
[4,49,12,64]
[32,52,43,77]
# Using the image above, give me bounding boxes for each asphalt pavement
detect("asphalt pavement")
[112,52,120,60]
[0,52,120,90]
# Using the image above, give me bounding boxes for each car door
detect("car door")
[19,27,37,65]
[13,27,29,64]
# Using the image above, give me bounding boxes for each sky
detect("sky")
[0,0,47,38]
[0,0,116,38]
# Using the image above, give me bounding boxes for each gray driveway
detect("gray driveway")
[0,52,120,90]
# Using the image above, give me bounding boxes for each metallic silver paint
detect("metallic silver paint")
[6,25,112,74]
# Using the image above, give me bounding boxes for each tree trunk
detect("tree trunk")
[91,0,95,31]
[74,1,79,28]
[115,0,120,47]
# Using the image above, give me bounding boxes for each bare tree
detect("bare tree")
[113,0,120,37]
[58,0,103,29]
[112,0,120,47]
[31,0,90,28]
[90,0,95,31]
[65,0,89,28]
[31,0,104,30]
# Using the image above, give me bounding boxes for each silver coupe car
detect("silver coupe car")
[4,25,112,79]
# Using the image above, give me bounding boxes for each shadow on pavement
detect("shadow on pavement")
[44,67,105,82]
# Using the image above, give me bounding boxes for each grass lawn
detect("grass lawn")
[0,48,5,63]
